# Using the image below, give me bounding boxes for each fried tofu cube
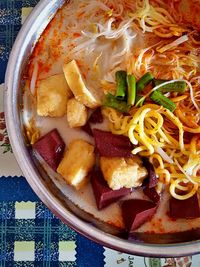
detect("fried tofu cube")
[67,98,87,128]
[57,139,95,190]
[63,60,100,108]
[100,156,147,190]
[37,74,72,117]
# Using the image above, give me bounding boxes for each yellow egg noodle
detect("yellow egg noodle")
[102,104,200,200]
[26,0,200,201]
[99,0,200,200]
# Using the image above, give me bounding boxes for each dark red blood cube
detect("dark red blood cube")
[88,107,103,124]
[143,186,160,203]
[142,158,159,203]
[142,158,158,188]
[121,199,157,231]
[81,122,93,137]
[33,129,65,171]
[142,178,160,203]
[93,129,134,158]
[169,194,200,219]
[91,169,131,210]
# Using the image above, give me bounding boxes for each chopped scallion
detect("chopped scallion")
[115,71,127,99]
[150,90,176,112]
[127,74,136,105]
[153,79,187,93]
[136,72,154,92]
[135,95,145,107]
[103,93,131,113]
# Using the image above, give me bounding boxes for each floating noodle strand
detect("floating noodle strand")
[103,101,199,200]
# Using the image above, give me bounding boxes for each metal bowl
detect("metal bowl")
[4,0,200,257]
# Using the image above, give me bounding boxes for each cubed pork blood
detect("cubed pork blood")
[121,199,157,231]
[88,107,103,124]
[81,108,103,137]
[143,186,160,203]
[81,121,93,137]
[142,157,158,188]
[33,129,65,171]
[142,158,160,203]
[91,169,131,210]
[169,194,200,219]
[93,129,134,158]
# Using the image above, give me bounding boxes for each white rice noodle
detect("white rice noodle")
[103,72,115,83]
[30,61,38,96]
[184,157,200,176]
[156,147,174,164]
[81,18,134,40]
[136,47,152,70]
[139,79,199,113]
[83,0,110,13]
[105,19,134,39]
[134,41,160,75]
[190,76,200,83]
[157,35,189,53]
[74,18,137,81]
[183,80,200,113]
[113,4,124,17]
[174,159,198,185]
[72,39,96,54]
[110,32,135,63]
[81,18,115,39]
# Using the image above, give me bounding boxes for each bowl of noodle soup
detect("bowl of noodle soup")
[4,0,200,256]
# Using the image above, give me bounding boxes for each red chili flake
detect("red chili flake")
[73,33,81,38]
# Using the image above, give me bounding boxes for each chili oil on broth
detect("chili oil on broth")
[23,0,200,236]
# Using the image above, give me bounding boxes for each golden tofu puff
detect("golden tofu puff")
[63,60,101,108]
[57,139,95,190]
[100,157,147,190]
[37,74,72,117]
[67,98,88,128]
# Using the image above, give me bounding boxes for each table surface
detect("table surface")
[0,0,200,266]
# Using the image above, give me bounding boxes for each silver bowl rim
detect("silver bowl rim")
[4,0,200,257]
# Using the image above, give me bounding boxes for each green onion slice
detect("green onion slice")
[153,79,187,93]
[103,93,131,113]
[115,71,127,99]
[136,72,154,92]
[150,90,176,112]
[135,95,145,107]
[127,74,136,105]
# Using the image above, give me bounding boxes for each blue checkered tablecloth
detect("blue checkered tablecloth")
[0,0,200,266]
